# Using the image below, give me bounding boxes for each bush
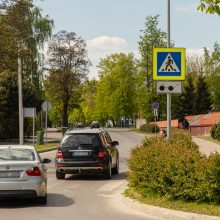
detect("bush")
[139,123,160,133]
[210,122,220,140]
[128,129,220,204]
[210,124,217,139]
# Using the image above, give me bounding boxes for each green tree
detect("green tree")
[81,79,98,123]
[44,31,89,127]
[0,0,53,86]
[176,74,196,119]
[194,73,212,114]
[137,15,168,121]
[96,53,137,125]
[0,0,53,139]
[204,43,220,110]
[198,0,220,15]
[0,71,41,139]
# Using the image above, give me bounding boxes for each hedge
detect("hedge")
[139,123,160,133]
[211,122,220,141]
[128,129,220,204]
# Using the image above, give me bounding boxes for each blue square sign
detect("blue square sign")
[153,48,186,81]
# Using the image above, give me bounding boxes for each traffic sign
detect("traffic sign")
[41,101,52,112]
[153,48,186,81]
[156,81,182,94]
[152,102,159,109]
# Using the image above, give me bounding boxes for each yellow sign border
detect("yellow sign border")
[153,48,186,81]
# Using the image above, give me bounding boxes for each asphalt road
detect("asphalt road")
[0,130,165,220]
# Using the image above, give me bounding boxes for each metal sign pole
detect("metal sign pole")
[167,0,171,139]
[45,101,48,146]
[33,108,35,145]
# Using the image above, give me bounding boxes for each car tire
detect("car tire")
[37,195,47,205]
[56,170,65,179]
[103,160,112,179]
[112,156,119,175]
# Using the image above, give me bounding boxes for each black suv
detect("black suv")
[55,128,119,179]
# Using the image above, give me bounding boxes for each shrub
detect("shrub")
[210,124,217,139]
[127,130,220,204]
[139,123,160,133]
[210,121,220,140]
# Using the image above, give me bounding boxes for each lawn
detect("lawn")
[35,141,60,152]
[199,136,220,145]
[125,188,220,217]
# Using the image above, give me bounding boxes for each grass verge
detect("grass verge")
[35,141,59,151]
[124,187,220,217]
[199,136,220,146]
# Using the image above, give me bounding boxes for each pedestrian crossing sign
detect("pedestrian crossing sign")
[153,48,186,81]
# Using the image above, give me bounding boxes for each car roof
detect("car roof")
[0,145,35,150]
[66,128,104,134]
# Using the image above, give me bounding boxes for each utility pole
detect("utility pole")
[167,0,171,139]
[18,42,24,145]
[18,33,40,145]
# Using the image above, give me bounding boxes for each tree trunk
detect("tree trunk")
[62,102,68,127]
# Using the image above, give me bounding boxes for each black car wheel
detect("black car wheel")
[112,156,119,175]
[56,170,65,179]
[103,160,112,179]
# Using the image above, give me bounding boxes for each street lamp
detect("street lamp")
[18,33,40,144]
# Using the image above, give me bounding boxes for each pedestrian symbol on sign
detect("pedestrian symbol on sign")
[158,53,180,73]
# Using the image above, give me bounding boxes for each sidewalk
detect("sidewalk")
[193,137,220,156]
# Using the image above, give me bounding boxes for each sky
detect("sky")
[34,0,220,78]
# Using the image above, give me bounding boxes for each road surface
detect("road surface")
[0,130,165,220]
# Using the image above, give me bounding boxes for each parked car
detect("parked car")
[91,121,100,129]
[55,128,119,179]
[0,145,51,204]
[75,122,85,128]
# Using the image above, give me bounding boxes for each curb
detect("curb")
[38,147,58,153]
[121,194,220,220]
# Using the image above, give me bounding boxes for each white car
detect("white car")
[0,145,51,204]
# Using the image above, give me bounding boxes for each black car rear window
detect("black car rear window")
[61,134,102,148]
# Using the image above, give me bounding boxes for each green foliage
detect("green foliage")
[0,71,41,140]
[210,124,217,139]
[45,31,89,127]
[210,122,220,141]
[176,74,196,118]
[197,0,220,16]
[96,53,137,123]
[81,79,98,122]
[139,123,160,133]
[0,0,53,139]
[128,129,220,204]
[137,15,168,120]
[194,73,212,114]
[204,43,220,110]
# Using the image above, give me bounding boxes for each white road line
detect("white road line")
[97,181,124,192]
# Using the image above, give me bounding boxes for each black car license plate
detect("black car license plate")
[72,151,89,156]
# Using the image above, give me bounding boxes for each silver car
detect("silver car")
[0,145,51,204]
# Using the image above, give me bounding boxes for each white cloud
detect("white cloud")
[174,3,198,13]
[87,36,128,79]
[186,48,205,58]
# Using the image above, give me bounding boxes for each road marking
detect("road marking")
[97,181,123,192]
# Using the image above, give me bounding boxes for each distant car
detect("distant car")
[76,122,85,128]
[91,121,100,129]
[0,145,51,204]
[55,128,119,179]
